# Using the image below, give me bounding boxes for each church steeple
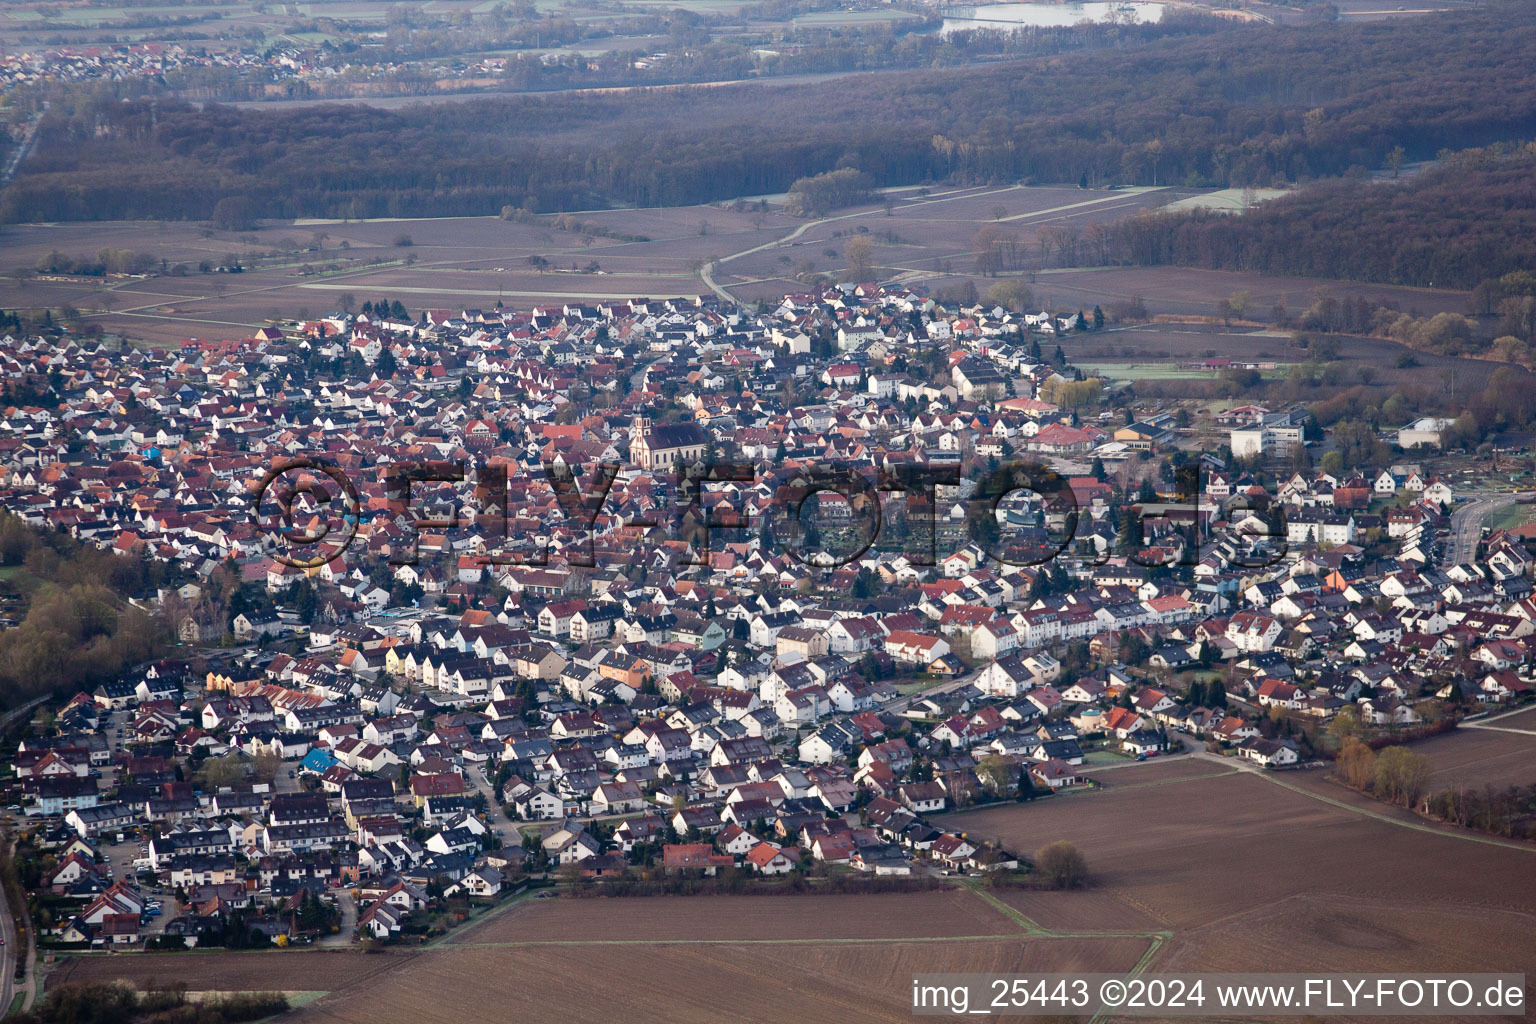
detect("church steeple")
[630,415,652,466]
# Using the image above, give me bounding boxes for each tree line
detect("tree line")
[1425,782,1536,840]
[2,11,1228,110]
[1103,142,1536,291]
[1339,734,1536,839]
[8,3,1536,223]
[13,983,287,1024]
[0,513,171,709]
[1335,738,1434,808]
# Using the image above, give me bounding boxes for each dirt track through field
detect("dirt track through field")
[48,730,1536,1024]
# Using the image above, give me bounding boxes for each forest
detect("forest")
[0,8,1228,107]
[0,513,171,709]
[1105,143,1536,290]
[12,983,288,1024]
[6,2,1536,223]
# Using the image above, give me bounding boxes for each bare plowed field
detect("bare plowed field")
[1156,893,1536,976]
[1035,265,1471,318]
[445,889,1026,945]
[289,936,1152,1024]
[946,770,1536,932]
[47,949,408,992]
[0,186,1481,355]
[1411,721,1536,790]
[990,890,1170,933]
[50,763,1536,1023]
[1079,756,1237,788]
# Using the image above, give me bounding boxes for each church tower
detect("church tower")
[630,415,652,466]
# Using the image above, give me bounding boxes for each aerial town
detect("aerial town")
[0,39,543,98]
[0,281,1523,954]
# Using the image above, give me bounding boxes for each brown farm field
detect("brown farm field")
[0,205,790,346]
[46,745,1536,1024]
[1063,323,1530,397]
[714,185,1184,300]
[1077,755,1237,789]
[1408,715,1536,791]
[946,762,1536,1018]
[442,889,1026,944]
[949,768,1536,934]
[1154,894,1536,976]
[1033,265,1472,319]
[47,948,405,993]
[1487,704,1536,730]
[1272,712,1536,801]
[0,184,1487,358]
[45,900,1147,1024]
[288,937,1152,1024]
[987,890,1170,934]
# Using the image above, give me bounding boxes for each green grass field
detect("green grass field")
[1081,749,1135,766]
[1078,361,1287,381]
[1483,502,1536,532]
[792,10,920,24]
[620,0,759,11]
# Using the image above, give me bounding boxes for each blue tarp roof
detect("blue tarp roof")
[300,748,337,773]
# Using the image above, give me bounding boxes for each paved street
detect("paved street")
[466,763,512,841]
[0,848,17,1016]
[0,696,47,1017]
[884,667,985,716]
[316,889,356,947]
[1447,492,1516,565]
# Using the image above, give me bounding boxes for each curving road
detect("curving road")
[698,182,1123,303]
[0,839,41,1019]
[1447,493,1516,566]
[0,868,22,1019]
[0,696,46,1018]
[0,882,13,1018]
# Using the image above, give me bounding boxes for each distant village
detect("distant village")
[0,40,525,96]
[1,280,1531,949]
